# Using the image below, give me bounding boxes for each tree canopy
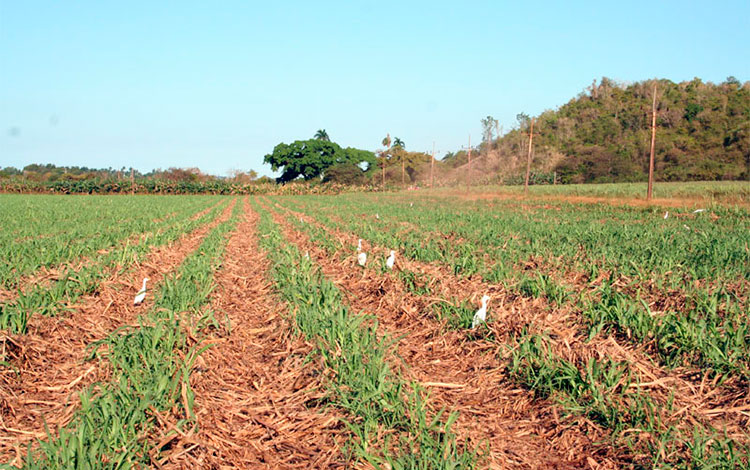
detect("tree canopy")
[263,139,376,183]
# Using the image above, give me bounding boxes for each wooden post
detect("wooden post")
[467,134,472,190]
[494,121,500,151]
[430,141,435,188]
[402,158,405,186]
[524,118,535,194]
[647,84,657,201]
[382,159,385,191]
[130,167,135,196]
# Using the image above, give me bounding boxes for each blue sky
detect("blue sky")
[1,1,749,177]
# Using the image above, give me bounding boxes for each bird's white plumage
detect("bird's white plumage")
[375,213,380,220]
[133,277,149,305]
[357,252,367,266]
[471,295,491,328]
[386,250,396,269]
[693,209,705,213]
[663,211,669,219]
[357,239,362,252]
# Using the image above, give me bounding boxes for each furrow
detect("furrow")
[260,198,599,469]
[0,198,237,463]
[158,198,345,468]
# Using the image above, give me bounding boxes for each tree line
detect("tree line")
[4,76,747,194]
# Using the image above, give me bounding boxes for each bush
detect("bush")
[323,163,367,185]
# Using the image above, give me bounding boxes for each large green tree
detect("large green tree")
[264,139,375,183]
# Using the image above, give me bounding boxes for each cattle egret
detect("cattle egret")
[663,211,669,219]
[134,278,149,305]
[358,252,367,267]
[471,295,491,328]
[386,250,396,269]
[375,213,380,220]
[410,202,413,207]
[693,209,705,213]
[304,251,310,260]
[357,239,362,252]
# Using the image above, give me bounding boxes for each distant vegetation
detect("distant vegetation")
[2,77,747,194]
[0,164,360,195]
[485,77,750,184]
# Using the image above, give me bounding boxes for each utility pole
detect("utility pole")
[467,134,472,190]
[430,141,435,188]
[130,167,135,196]
[524,118,535,194]
[647,84,657,201]
[381,133,390,192]
[494,121,500,151]
[382,160,385,191]
[402,157,405,186]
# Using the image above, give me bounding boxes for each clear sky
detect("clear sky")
[2,1,749,177]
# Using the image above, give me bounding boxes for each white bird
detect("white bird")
[410,202,413,207]
[357,252,367,267]
[375,213,380,220]
[357,239,362,252]
[693,209,705,213]
[304,251,310,260]
[471,295,491,328]
[386,250,396,269]
[663,211,669,219]
[134,278,149,305]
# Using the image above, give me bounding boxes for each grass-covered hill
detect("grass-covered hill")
[486,77,750,184]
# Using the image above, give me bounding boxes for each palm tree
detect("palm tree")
[392,137,405,149]
[314,129,330,141]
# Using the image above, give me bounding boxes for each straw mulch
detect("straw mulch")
[0,200,236,464]
[262,200,618,469]
[157,200,346,469]
[271,200,750,465]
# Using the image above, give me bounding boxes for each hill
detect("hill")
[465,77,750,185]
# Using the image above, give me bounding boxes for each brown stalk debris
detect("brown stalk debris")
[262,199,611,469]
[0,199,236,463]
[159,199,346,469]
[271,199,750,462]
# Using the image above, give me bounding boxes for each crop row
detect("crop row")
[18,198,243,469]
[250,197,478,468]
[0,197,230,333]
[0,195,223,290]
[266,197,750,468]
[275,195,750,381]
